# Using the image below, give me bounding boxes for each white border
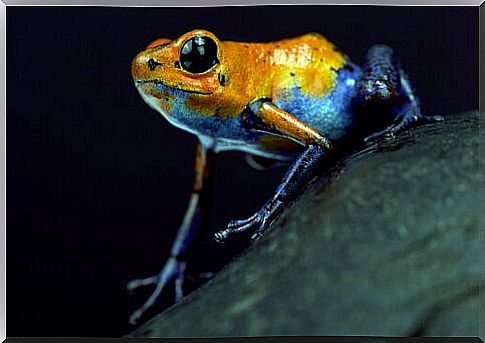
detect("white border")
[0,1,482,342]
[1,1,6,341]
[1,0,485,5]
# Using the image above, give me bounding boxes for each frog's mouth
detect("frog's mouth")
[135,79,215,95]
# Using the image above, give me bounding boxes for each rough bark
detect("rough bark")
[129,111,483,339]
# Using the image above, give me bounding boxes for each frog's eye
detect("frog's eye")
[180,36,218,74]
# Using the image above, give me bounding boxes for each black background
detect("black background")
[7,6,478,338]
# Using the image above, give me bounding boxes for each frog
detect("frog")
[128,29,443,325]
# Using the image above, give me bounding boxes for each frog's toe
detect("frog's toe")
[128,257,186,325]
[364,113,444,142]
[250,219,271,242]
[127,275,159,294]
[226,213,258,230]
[390,113,444,136]
[418,114,445,123]
[214,222,254,243]
[214,228,231,243]
[364,126,396,142]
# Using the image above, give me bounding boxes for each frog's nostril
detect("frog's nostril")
[147,58,163,71]
[132,53,162,79]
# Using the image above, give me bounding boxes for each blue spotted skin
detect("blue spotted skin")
[146,60,362,159]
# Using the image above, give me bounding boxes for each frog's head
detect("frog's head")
[132,30,229,118]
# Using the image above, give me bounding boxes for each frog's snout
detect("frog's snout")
[131,50,166,84]
[132,38,173,82]
[131,51,152,82]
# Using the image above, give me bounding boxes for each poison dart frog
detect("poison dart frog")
[128,29,443,324]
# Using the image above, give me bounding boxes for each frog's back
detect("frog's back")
[208,33,363,157]
[261,33,362,141]
[222,33,362,141]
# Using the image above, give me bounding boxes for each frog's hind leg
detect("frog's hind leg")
[127,141,216,325]
[356,45,443,142]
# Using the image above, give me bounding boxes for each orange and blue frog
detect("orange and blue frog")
[128,29,443,324]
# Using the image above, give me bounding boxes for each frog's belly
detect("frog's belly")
[169,112,298,160]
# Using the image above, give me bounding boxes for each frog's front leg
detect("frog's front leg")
[215,102,333,242]
[127,141,216,325]
[356,45,444,142]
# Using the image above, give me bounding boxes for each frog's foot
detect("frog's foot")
[127,257,186,325]
[214,198,284,243]
[214,206,276,244]
[214,213,263,243]
[364,112,444,142]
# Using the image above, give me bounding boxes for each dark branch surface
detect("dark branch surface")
[128,111,483,338]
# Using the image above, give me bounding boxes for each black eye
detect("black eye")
[180,36,218,74]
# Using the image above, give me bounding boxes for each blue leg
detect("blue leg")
[356,45,443,142]
[215,144,327,242]
[128,141,216,325]
[215,102,332,242]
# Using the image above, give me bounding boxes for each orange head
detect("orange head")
[131,29,224,96]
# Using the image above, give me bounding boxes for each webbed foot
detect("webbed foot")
[364,112,444,142]
[127,257,186,325]
[357,45,444,143]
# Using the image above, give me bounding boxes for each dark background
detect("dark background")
[7,6,478,338]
